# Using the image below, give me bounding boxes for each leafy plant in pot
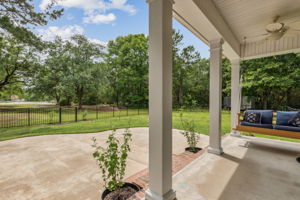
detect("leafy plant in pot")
[92,129,140,200]
[180,113,201,153]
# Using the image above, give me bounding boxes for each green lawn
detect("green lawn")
[0,109,299,143]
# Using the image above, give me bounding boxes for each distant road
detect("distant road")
[0,101,55,105]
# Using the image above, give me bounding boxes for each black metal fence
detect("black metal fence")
[0,106,148,128]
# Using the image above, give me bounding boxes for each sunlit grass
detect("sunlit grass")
[0,109,299,143]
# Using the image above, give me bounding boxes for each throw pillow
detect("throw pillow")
[244,112,261,124]
[288,112,300,127]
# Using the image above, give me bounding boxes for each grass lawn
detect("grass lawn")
[0,109,299,143]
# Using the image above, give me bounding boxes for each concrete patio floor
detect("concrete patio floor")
[173,135,300,200]
[0,128,209,200]
[1,128,300,200]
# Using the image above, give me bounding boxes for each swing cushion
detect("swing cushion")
[276,111,298,126]
[273,125,300,132]
[244,110,273,124]
[240,121,273,129]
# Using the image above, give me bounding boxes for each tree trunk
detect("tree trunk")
[263,97,268,110]
[55,95,60,105]
[286,88,292,106]
[76,86,84,109]
[178,74,184,106]
[66,96,72,106]
[116,90,119,107]
[179,86,183,106]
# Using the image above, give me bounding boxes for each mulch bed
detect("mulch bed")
[104,186,137,200]
[185,147,202,153]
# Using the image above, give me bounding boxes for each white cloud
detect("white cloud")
[37,25,84,41]
[107,0,136,15]
[39,0,52,10]
[83,13,116,24]
[37,25,107,47]
[88,38,108,47]
[39,0,136,24]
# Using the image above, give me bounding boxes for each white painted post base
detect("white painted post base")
[145,189,176,200]
[207,146,224,155]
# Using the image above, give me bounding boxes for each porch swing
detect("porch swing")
[233,76,300,140]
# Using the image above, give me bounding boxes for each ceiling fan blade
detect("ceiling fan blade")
[287,21,300,30]
[244,33,269,41]
[256,32,285,45]
[266,32,285,40]
[277,9,300,22]
[285,29,300,37]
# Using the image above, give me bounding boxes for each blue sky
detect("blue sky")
[36,0,209,58]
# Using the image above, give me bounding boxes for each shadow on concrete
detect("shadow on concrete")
[218,142,300,200]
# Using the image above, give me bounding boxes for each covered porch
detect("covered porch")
[173,135,300,200]
[146,0,300,199]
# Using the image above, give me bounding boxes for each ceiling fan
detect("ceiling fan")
[245,15,300,44]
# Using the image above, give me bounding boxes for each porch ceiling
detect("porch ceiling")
[173,0,300,60]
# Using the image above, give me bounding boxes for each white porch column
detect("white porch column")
[230,59,241,136]
[208,38,224,155]
[145,0,176,200]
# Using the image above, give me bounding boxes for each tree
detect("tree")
[66,35,104,108]
[172,30,209,108]
[0,36,37,92]
[222,54,300,110]
[0,0,63,48]
[32,35,105,107]
[105,34,148,107]
[31,37,71,104]
[241,53,300,110]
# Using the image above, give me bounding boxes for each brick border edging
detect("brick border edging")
[125,146,208,199]
[126,133,231,199]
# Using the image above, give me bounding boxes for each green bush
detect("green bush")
[91,129,132,192]
[180,113,200,151]
[48,111,56,123]
[82,110,88,121]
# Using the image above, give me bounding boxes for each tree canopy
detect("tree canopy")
[0,36,38,92]
[0,13,299,110]
[31,35,104,108]
[105,34,148,107]
[0,0,63,48]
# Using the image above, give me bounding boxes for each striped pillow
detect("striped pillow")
[272,112,277,125]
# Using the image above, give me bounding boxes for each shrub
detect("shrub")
[82,109,88,120]
[91,129,132,192]
[180,113,200,151]
[48,111,56,123]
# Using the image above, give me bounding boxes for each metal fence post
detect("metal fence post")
[113,106,115,117]
[75,107,78,122]
[59,107,62,123]
[27,108,30,126]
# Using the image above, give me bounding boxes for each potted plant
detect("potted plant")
[180,113,202,153]
[91,129,140,200]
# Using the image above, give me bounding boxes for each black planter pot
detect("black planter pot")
[185,147,202,153]
[101,182,141,200]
